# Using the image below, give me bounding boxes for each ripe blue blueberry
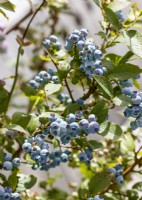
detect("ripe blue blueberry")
[3,161,13,171]
[43,39,51,49]
[22,142,32,153]
[49,35,58,43]
[12,158,21,167]
[66,113,76,123]
[4,152,12,161]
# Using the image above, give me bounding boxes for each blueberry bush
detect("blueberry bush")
[1,0,142,199]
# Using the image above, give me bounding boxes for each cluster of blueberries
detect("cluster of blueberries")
[65,29,107,78]
[22,135,71,171]
[42,29,107,79]
[78,148,93,166]
[88,195,104,200]
[43,35,61,51]
[0,187,20,200]
[29,68,59,89]
[2,152,20,171]
[47,112,100,145]
[57,93,72,105]
[22,112,99,170]
[107,164,124,185]
[120,78,142,130]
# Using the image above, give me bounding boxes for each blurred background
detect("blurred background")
[0,0,142,195]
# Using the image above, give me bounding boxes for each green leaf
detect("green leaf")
[47,188,68,200]
[0,173,6,182]
[80,163,94,179]
[103,7,121,31]
[17,174,37,192]
[108,63,142,80]
[99,122,123,140]
[123,30,142,58]
[132,20,142,29]
[75,138,89,149]
[64,103,83,117]
[12,112,31,129]
[113,95,132,107]
[133,182,142,190]
[90,100,109,123]
[45,83,62,96]
[5,124,29,135]
[8,170,18,190]
[88,140,103,150]
[93,75,113,98]
[0,1,15,12]
[27,117,39,134]
[120,132,135,153]
[57,61,69,81]
[93,0,101,7]
[52,138,60,148]
[38,55,51,61]
[0,87,9,113]
[0,8,8,19]
[21,85,37,96]
[108,0,131,12]
[89,171,112,195]
[133,79,140,90]
[119,51,134,64]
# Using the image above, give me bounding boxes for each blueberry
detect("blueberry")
[34,76,43,84]
[3,192,11,200]
[12,158,21,167]
[80,64,86,72]
[85,60,95,70]
[43,39,51,49]
[40,149,49,158]
[48,113,57,122]
[72,29,80,35]
[4,152,12,161]
[31,146,41,155]
[52,75,59,83]
[79,119,89,130]
[69,122,79,132]
[77,40,84,50]
[75,111,83,119]
[93,68,103,75]
[85,148,93,160]
[136,117,142,127]
[94,49,102,59]
[29,80,39,89]
[80,28,89,37]
[121,87,133,96]
[116,175,124,184]
[60,134,71,145]
[49,35,58,43]
[0,187,5,197]
[132,95,141,105]
[88,114,96,122]
[3,161,13,171]
[66,113,75,123]
[11,192,20,200]
[76,98,84,105]
[130,121,138,130]
[64,41,73,51]
[107,167,116,175]
[39,71,51,82]
[35,134,45,145]
[22,142,32,153]
[55,41,61,50]
[94,195,104,200]
[88,121,100,133]
[78,152,87,162]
